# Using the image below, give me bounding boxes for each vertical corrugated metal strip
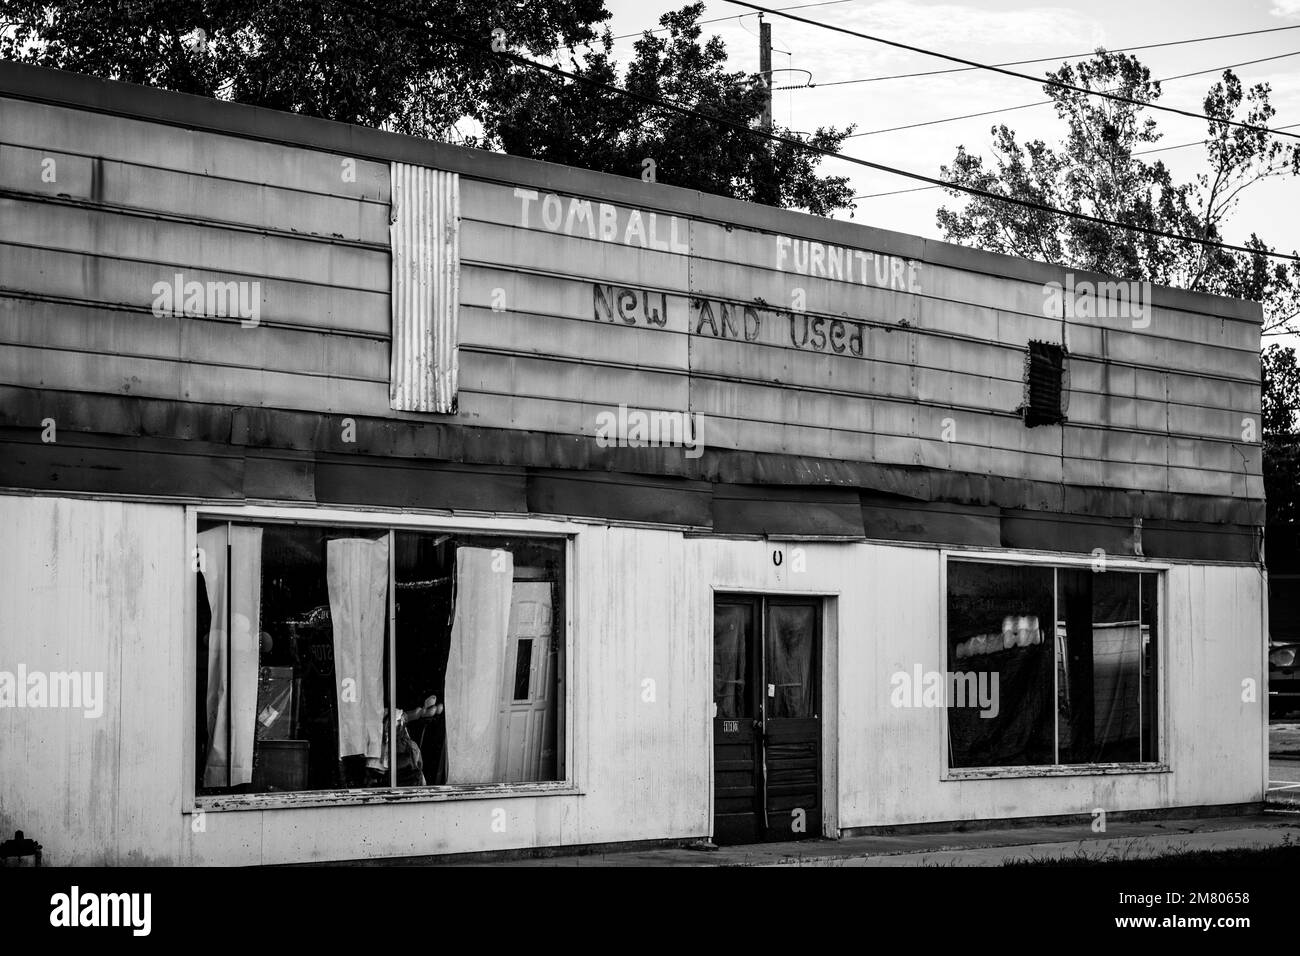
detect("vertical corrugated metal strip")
[390,163,459,413]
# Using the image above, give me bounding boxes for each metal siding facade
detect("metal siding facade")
[0,69,1266,540]
[389,163,460,414]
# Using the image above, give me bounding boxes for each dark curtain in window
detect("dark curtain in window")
[767,605,815,718]
[713,604,750,719]
[947,562,1055,767]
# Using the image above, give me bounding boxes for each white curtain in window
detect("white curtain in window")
[328,536,389,761]
[199,524,262,788]
[445,547,513,784]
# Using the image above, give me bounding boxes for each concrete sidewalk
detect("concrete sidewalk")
[448,812,1300,867]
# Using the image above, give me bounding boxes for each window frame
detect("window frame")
[939,548,1170,781]
[183,504,579,813]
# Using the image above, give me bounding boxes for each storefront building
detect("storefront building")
[0,62,1267,865]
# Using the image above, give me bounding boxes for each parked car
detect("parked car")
[1271,641,1300,718]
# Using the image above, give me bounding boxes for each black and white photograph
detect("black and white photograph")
[0,0,1296,937]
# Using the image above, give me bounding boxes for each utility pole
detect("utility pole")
[758,14,775,205]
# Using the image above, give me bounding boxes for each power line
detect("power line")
[607,0,860,42]
[851,185,938,200]
[352,0,1300,263]
[775,22,1300,90]
[1161,48,1300,83]
[496,54,1300,261]
[725,0,1300,140]
[850,122,1300,200]
[843,49,1300,139]
[848,100,1043,138]
[1137,122,1300,155]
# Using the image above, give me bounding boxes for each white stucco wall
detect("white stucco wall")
[0,495,1266,864]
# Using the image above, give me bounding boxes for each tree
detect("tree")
[482,4,854,215]
[936,51,1300,336]
[935,51,1300,564]
[1263,344,1300,437]
[0,0,607,136]
[0,1,853,214]
[1264,344,1300,533]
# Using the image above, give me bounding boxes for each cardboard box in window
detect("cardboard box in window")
[256,666,295,739]
[252,739,309,791]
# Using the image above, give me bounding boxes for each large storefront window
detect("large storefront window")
[194,520,566,796]
[946,559,1159,770]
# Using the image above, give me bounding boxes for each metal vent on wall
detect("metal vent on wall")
[389,163,460,414]
[1021,340,1068,427]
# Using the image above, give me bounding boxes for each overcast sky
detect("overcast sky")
[597,0,1299,334]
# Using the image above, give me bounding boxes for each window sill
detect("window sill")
[193,781,581,813]
[943,763,1170,781]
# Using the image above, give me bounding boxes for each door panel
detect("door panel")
[761,600,821,841]
[713,599,759,845]
[497,581,555,782]
[713,595,821,845]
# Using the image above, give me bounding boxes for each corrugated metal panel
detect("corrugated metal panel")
[390,163,460,413]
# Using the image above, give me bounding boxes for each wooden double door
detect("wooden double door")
[712,594,822,845]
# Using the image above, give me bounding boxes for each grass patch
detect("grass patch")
[1004,835,1300,867]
